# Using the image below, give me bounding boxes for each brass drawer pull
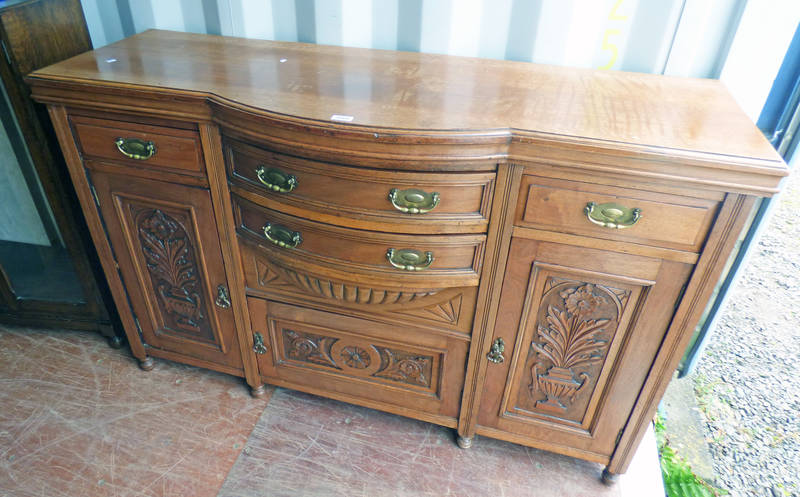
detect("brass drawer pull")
[386,248,434,271]
[487,337,505,363]
[263,222,302,248]
[253,332,267,355]
[215,284,231,308]
[256,165,297,193]
[114,137,156,160]
[584,202,641,229]
[388,188,440,214]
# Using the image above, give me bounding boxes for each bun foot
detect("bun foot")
[107,335,125,349]
[250,384,268,398]
[457,435,473,449]
[138,357,155,371]
[601,468,619,486]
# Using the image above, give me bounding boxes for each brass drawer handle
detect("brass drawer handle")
[386,248,434,271]
[584,202,641,229]
[215,284,231,308]
[263,222,302,248]
[256,165,297,193]
[487,337,505,363]
[388,188,440,214]
[115,137,156,160]
[253,332,267,355]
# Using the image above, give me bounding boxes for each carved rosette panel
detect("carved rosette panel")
[279,328,434,389]
[135,208,214,342]
[515,277,631,423]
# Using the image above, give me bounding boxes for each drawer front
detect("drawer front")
[241,240,479,334]
[516,176,719,252]
[225,138,495,233]
[234,196,485,288]
[71,115,204,175]
[249,298,469,422]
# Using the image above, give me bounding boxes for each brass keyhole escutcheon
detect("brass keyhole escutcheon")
[487,337,505,364]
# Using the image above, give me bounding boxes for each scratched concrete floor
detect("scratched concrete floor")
[0,325,662,497]
[0,325,271,497]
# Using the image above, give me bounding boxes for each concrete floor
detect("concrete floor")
[0,325,665,497]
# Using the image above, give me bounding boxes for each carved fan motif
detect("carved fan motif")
[137,208,213,340]
[518,278,630,421]
[397,294,463,325]
[252,254,439,304]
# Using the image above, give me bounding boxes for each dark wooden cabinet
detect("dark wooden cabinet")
[27,30,787,482]
[0,0,121,340]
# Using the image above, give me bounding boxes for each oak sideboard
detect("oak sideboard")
[27,30,788,482]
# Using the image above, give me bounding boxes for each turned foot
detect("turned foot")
[601,468,619,486]
[107,335,125,349]
[138,357,155,371]
[456,435,473,449]
[250,384,268,398]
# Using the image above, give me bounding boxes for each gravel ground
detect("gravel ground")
[691,166,800,497]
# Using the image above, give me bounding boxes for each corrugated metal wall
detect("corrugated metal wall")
[78,0,746,77]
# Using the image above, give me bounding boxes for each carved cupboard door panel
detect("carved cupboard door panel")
[477,238,692,460]
[90,171,242,370]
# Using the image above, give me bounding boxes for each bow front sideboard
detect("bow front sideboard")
[27,30,787,482]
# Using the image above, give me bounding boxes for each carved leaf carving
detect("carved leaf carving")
[137,209,210,337]
[374,347,433,387]
[283,329,339,368]
[520,279,631,417]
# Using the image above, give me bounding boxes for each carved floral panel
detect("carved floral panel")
[279,327,434,389]
[514,277,631,424]
[135,207,215,342]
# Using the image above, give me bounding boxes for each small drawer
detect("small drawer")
[234,196,485,290]
[70,115,204,175]
[248,298,469,422]
[516,176,719,252]
[225,138,495,234]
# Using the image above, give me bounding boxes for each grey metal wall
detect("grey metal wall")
[78,0,745,77]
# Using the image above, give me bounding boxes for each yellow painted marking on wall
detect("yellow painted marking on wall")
[599,0,629,70]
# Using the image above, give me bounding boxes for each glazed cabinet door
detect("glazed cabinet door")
[89,171,243,370]
[477,238,692,461]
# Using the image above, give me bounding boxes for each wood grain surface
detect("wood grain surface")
[27,30,781,163]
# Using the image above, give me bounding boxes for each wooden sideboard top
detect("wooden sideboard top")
[27,30,788,191]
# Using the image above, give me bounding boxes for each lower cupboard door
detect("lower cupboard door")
[90,171,242,370]
[477,238,692,460]
[248,297,469,426]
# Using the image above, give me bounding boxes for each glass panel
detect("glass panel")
[0,81,85,304]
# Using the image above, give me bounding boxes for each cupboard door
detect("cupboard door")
[477,238,691,460]
[90,171,242,369]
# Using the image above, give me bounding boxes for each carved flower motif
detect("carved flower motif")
[341,346,371,369]
[560,284,606,317]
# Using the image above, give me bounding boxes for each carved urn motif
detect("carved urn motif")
[529,282,623,413]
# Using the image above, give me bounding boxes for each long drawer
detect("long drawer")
[233,196,485,291]
[225,137,496,234]
[248,298,469,425]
